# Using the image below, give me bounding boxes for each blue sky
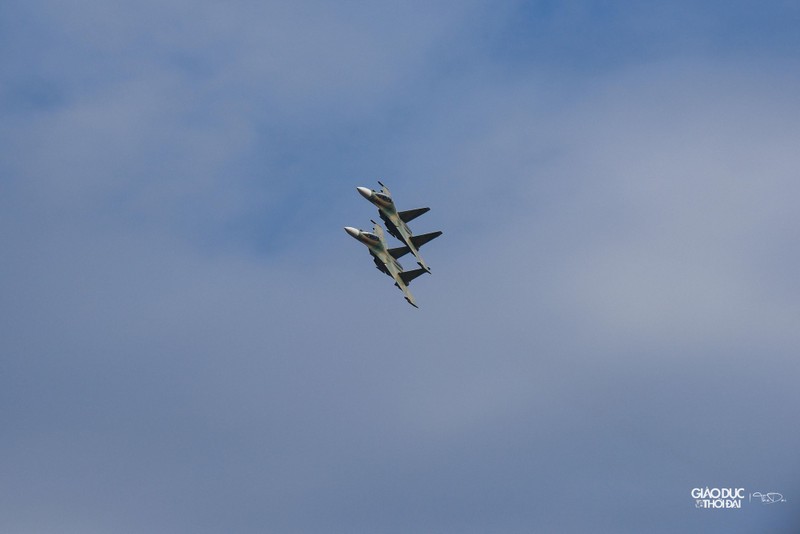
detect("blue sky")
[2,1,800,532]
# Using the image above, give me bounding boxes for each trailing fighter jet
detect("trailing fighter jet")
[344,221,437,308]
[356,181,441,272]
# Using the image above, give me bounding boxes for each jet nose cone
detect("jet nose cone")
[356,186,372,199]
[344,226,360,238]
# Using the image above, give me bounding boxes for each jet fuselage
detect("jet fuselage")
[356,185,428,271]
[344,224,421,307]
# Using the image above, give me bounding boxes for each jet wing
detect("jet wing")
[377,180,391,196]
[388,245,409,260]
[388,231,442,260]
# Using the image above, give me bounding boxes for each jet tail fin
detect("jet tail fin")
[399,267,428,286]
[398,207,430,223]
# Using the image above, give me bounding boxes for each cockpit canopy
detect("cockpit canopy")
[375,193,392,203]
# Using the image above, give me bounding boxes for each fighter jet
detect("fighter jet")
[344,221,436,308]
[356,181,440,272]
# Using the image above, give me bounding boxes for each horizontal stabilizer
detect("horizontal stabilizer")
[389,231,442,260]
[399,267,428,286]
[410,230,442,249]
[399,207,429,223]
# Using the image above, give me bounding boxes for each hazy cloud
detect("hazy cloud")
[2,2,799,533]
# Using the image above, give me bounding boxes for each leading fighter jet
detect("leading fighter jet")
[344,221,433,308]
[356,181,440,272]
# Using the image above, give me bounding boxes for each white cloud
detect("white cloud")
[3,2,800,531]
[398,59,800,352]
